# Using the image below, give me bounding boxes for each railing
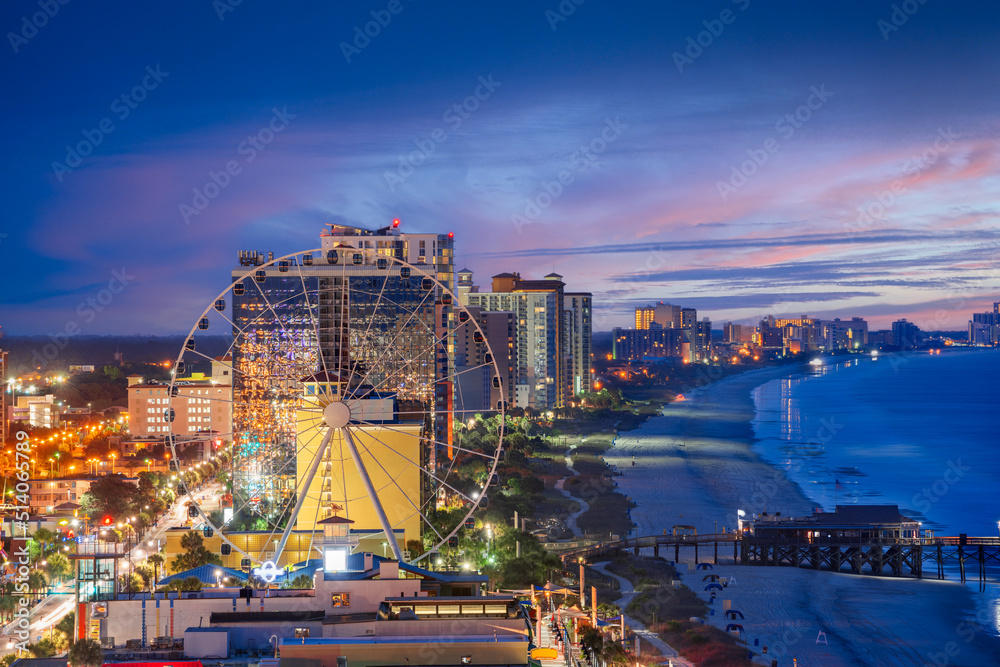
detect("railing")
[745,535,1000,548]
[74,541,129,557]
[563,532,738,559]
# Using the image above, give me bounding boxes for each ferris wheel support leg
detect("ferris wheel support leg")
[273,425,334,563]
[342,426,405,562]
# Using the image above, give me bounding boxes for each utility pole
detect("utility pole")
[515,510,520,557]
[578,558,585,608]
[1,350,9,447]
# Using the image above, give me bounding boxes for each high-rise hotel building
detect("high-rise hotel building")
[461,271,591,410]
[228,222,454,531]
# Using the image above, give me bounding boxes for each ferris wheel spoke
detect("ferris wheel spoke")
[271,419,334,563]
[342,282,438,400]
[349,416,499,461]
[354,425,478,505]
[175,248,502,566]
[355,316,466,400]
[230,423,325,535]
[247,276,321,372]
[293,260,335,386]
[350,435,444,546]
[341,262,394,391]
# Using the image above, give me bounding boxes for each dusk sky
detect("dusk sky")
[2,1,999,335]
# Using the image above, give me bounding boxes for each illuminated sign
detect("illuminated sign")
[253,560,279,583]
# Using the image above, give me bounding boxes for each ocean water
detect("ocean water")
[751,348,1000,537]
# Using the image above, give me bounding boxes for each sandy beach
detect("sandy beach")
[604,364,1000,666]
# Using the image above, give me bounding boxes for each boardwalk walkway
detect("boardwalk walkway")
[591,562,694,667]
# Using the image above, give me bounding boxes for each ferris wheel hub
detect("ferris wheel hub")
[323,401,352,428]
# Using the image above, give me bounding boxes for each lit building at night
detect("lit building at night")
[968,302,1000,346]
[228,222,454,533]
[891,318,921,350]
[127,359,232,437]
[293,374,422,545]
[618,302,710,362]
[462,271,591,409]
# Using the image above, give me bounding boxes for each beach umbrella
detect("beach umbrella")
[725,623,745,633]
[702,574,720,581]
[705,583,723,591]
[697,563,714,570]
[725,610,744,620]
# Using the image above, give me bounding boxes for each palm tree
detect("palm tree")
[46,552,72,583]
[148,553,165,585]
[27,571,48,600]
[32,528,56,557]
[0,595,17,623]
[68,639,104,667]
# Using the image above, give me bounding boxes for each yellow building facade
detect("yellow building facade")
[295,379,423,549]
[162,379,424,573]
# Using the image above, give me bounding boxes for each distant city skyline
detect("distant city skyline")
[2,2,999,335]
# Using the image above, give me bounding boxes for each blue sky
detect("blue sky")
[2,0,999,335]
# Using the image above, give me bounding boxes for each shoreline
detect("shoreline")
[603,362,1000,666]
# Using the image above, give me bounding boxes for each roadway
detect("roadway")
[0,480,223,655]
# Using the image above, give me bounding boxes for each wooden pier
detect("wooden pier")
[560,532,1000,585]
[562,532,739,566]
[741,534,1000,583]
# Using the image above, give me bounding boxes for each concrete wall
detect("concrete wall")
[100,573,423,644]
[183,629,229,658]
[280,636,528,667]
[325,617,527,638]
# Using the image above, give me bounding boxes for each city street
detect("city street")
[0,479,222,656]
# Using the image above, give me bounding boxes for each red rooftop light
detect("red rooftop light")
[448,232,454,239]
[392,218,400,227]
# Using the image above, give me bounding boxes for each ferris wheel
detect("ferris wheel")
[164,246,505,570]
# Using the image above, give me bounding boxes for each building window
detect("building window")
[294,628,310,638]
[332,592,350,607]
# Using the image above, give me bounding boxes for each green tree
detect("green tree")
[45,552,72,582]
[135,563,155,590]
[56,611,76,638]
[285,573,313,589]
[483,528,560,589]
[170,531,221,573]
[119,572,144,594]
[80,475,139,523]
[68,638,104,667]
[0,595,17,622]
[27,571,48,598]
[148,553,165,583]
[579,626,604,654]
[27,637,58,658]
[166,576,202,592]
[32,528,57,556]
